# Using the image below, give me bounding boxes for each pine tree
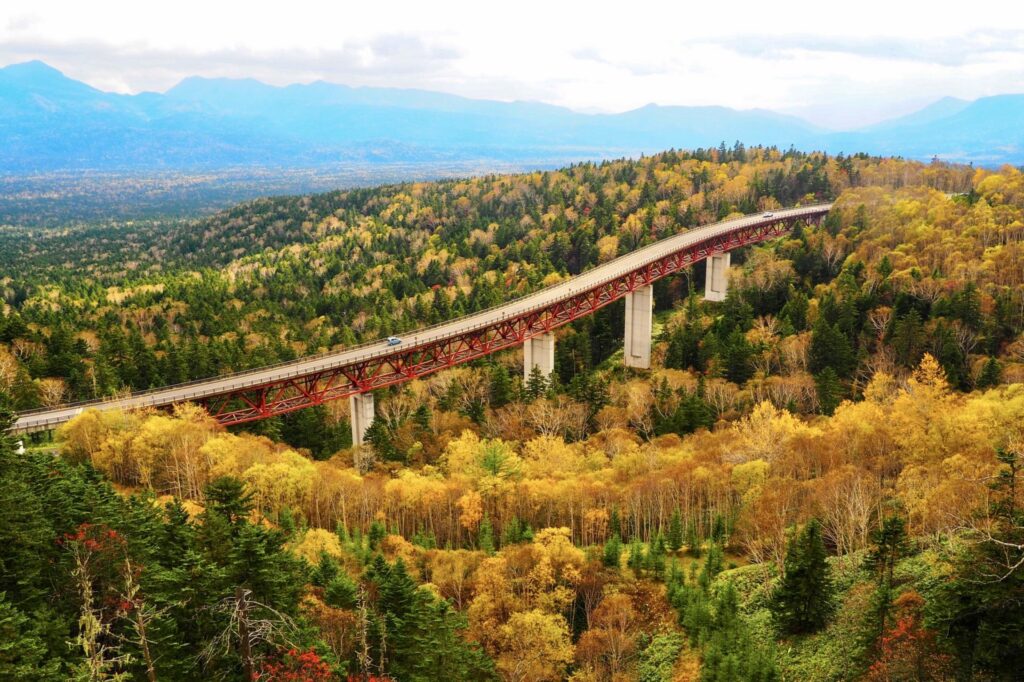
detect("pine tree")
[771,519,834,634]
[647,534,667,576]
[525,365,548,401]
[687,521,702,558]
[368,520,387,550]
[413,403,432,431]
[861,516,909,658]
[0,593,61,681]
[977,356,1002,388]
[698,544,724,591]
[399,595,496,681]
[929,448,1024,677]
[335,520,350,544]
[478,516,495,554]
[814,367,843,415]
[325,572,358,610]
[636,632,684,682]
[609,507,622,541]
[227,523,305,613]
[865,516,909,587]
[722,329,754,384]
[710,513,727,543]
[667,509,684,552]
[365,416,401,462]
[204,476,254,527]
[628,539,645,572]
[810,317,856,377]
[890,309,925,368]
[160,499,194,568]
[311,551,339,587]
[602,535,622,568]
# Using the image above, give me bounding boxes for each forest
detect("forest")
[2,147,1024,680]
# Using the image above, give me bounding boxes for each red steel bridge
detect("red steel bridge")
[11,204,831,439]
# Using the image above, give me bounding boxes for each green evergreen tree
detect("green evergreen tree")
[413,403,433,431]
[890,309,925,368]
[809,317,856,378]
[277,506,297,536]
[780,288,809,331]
[641,534,667,576]
[365,415,401,462]
[710,513,727,543]
[771,519,834,634]
[701,583,779,681]
[814,367,843,415]
[609,506,623,541]
[227,523,305,613]
[0,593,62,681]
[324,573,358,610]
[928,448,1024,678]
[311,550,339,587]
[865,516,909,588]
[636,632,684,682]
[501,516,521,546]
[204,476,254,527]
[976,356,1002,389]
[721,329,754,384]
[478,515,495,554]
[698,544,724,591]
[860,516,909,659]
[368,519,387,550]
[602,535,622,568]
[667,509,684,552]
[525,364,548,401]
[687,521,702,558]
[628,539,645,572]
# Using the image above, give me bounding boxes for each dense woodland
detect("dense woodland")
[2,148,1024,680]
[1,145,993,412]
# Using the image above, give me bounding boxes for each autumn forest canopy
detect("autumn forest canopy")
[2,146,1024,680]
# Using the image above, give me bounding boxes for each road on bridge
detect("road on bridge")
[11,203,832,434]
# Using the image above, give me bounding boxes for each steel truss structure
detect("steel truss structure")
[202,213,823,426]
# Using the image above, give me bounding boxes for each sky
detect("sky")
[2,0,1024,129]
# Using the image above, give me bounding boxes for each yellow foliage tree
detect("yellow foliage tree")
[496,609,574,682]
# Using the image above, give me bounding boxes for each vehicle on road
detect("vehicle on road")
[763,212,774,218]
[385,336,402,346]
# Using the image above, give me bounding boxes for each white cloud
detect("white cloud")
[2,0,1023,128]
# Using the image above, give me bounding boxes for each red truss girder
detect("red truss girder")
[202,215,820,426]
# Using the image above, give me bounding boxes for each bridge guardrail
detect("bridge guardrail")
[13,203,831,423]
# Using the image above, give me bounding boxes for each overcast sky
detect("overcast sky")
[2,0,1024,129]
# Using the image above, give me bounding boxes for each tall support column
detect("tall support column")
[349,393,375,447]
[704,252,731,302]
[523,332,555,382]
[624,284,653,369]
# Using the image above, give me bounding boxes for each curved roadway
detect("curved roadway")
[12,203,832,434]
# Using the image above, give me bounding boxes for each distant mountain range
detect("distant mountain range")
[1,60,1021,172]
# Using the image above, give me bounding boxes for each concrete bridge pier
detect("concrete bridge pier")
[624,285,653,369]
[704,252,731,302]
[349,393,375,447]
[523,333,555,382]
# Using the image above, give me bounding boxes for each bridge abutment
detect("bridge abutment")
[349,393,375,447]
[624,285,653,369]
[704,252,731,302]
[523,332,555,382]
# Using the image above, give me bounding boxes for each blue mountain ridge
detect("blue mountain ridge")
[1,60,1021,171]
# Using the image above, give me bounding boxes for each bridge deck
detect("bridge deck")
[11,203,831,434]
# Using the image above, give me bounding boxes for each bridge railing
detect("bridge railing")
[14,204,831,421]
